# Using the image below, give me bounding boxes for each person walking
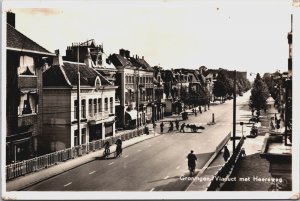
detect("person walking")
[180,123,185,133]
[175,119,179,131]
[187,150,197,176]
[223,146,230,162]
[199,106,202,114]
[168,121,174,132]
[160,122,164,133]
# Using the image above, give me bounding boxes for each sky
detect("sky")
[3,0,298,80]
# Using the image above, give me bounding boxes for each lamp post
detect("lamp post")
[136,67,140,130]
[232,70,237,152]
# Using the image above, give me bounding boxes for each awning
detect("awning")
[125,110,138,120]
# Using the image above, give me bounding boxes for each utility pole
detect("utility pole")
[233,70,237,152]
[77,43,81,146]
[136,67,140,129]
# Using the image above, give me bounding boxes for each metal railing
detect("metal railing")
[6,127,144,181]
[206,136,245,191]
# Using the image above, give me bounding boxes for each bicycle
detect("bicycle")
[103,147,110,159]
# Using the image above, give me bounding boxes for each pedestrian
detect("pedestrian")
[223,146,230,162]
[199,106,202,114]
[175,119,179,130]
[187,150,197,176]
[241,148,246,158]
[160,122,164,133]
[194,110,197,116]
[168,121,174,132]
[180,123,185,133]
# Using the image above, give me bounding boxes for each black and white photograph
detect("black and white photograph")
[1,0,299,200]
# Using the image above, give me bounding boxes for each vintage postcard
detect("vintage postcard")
[1,0,299,200]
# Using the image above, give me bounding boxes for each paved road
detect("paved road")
[24,93,250,191]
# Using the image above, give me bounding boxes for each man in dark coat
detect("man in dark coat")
[223,146,230,162]
[160,122,164,133]
[187,150,197,176]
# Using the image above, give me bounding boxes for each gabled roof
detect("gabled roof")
[6,23,54,56]
[129,57,153,72]
[110,54,132,67]
[43,61,111,87]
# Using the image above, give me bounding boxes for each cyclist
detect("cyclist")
[103,141,110,159]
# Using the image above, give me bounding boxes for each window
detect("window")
[93,99,97,115]
[105,98,108,111]
[74,100,78,120]
[126,76,128,83]
[98,98,102,113]
[81,128,86,144]
[18,56,35,76]
[74,129,79,146]
[110,97,113,113]
[89,99,92,117]
[81,99,86,118]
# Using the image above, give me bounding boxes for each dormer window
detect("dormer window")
[95,77,101,91]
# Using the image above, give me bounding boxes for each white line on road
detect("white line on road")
[150,188,155,191]
[124,155,129,158]
[64,182,72,187]
[108,162,114,166]
[164,176,169,180]
[176,166,180,170]
[89,171,96,175]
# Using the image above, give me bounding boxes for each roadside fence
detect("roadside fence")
[6,127,144,181]
[206,136,245,191]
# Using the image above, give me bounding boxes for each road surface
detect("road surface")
[24,92,251,191]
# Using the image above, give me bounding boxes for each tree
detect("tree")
[250,74,269,113]
[213,70,228,102]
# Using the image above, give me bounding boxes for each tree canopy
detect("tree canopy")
[250,73,269,111]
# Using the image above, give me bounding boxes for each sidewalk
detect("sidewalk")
[6,131,160,191]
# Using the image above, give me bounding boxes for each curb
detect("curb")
[9,133,161,191]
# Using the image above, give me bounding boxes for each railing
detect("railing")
[6,127,144,181]
[206,136,245,191]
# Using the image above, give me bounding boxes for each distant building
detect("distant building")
[41,52,116,153]
[109,49,155,129]
[6,12,55,163]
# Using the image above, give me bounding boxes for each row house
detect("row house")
[152,66,165,121]
[63,40,119,105]
[40,52,117,153]
[6,12,55,163]
[108,49,155,129]
[174,68,208,106]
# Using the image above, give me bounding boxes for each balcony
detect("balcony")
[18,76,37,89]
[18,113,37,127]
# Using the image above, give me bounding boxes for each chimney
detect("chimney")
[84,48,93,67]
[7,12,15,28]
[119,49,125,57]
[53,49,63,66]
[125,50,130,58]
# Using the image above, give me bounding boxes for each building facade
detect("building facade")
[109,49,155,129]
[41,53,116,153]
[6,12,55,164]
